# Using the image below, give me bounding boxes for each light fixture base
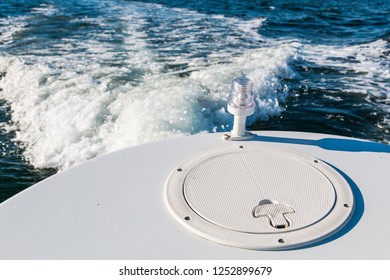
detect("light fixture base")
[223,131,254,141]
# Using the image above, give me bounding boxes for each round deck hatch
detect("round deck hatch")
[165,144,355,250]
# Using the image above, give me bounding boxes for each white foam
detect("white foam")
[300,39,390,134]
[0,16,28,45]
[31,4,59,16]
[235,17,265,42]
[300,40,390,99]
[0,2,296,170]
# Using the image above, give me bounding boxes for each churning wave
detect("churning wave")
[0,0,389,171]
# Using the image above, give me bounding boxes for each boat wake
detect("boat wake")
[0,1,389,171]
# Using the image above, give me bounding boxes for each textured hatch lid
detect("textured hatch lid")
[165,144,355,250]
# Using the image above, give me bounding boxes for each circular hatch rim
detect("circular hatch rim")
[165,144,355,250]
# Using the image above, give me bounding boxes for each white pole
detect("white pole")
[231,115,247,137]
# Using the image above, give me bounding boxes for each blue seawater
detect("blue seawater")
[0,0,389,202]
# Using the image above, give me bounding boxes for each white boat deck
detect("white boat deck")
[0,131,389,259]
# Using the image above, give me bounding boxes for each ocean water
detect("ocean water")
[0,0,389,202]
